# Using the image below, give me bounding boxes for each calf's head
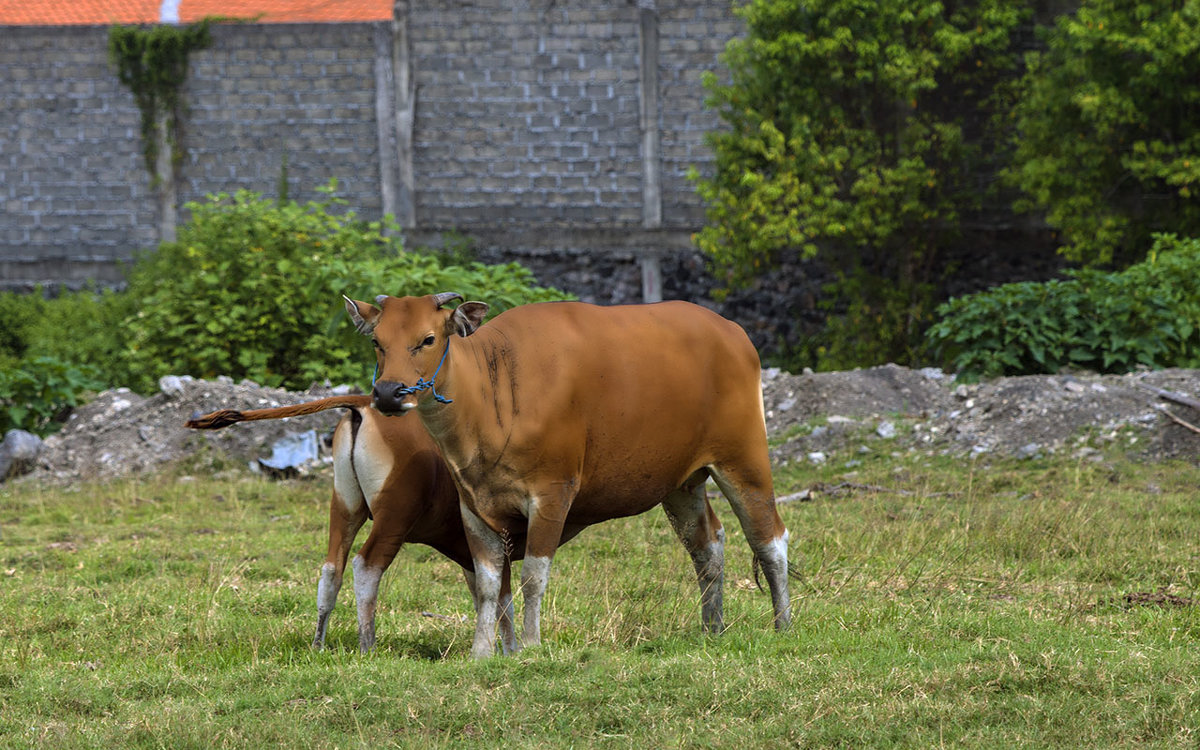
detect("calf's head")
[343,292,489,415]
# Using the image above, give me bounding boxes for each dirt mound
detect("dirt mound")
[19,366,1200,484]
[767,366,1200,466]
[31,376,355,482]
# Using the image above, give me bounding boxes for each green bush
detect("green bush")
[32,288,134,388]
[927,234,1200,379]
[121,183,570,392]
[0,356,104,436]
[0,290,44,372]
[0,287,131,390]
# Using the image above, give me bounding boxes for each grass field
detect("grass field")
[1,446,1198,748]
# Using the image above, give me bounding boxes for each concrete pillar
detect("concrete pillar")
[374,23,398,226]
[637,0,663,303]
[154,113,177,244]
[393,0,416,232]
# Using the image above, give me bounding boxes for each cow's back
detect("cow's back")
[459,300,767,516]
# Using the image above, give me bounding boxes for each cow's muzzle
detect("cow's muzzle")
[372,380,418,415]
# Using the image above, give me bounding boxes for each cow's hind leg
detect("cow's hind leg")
[708,460,791,631]
[315,486,368,649]
[661,472,725,634]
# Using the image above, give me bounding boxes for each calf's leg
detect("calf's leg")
[315,487,368,649]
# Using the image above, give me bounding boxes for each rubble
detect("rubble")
[14,365,1200,485]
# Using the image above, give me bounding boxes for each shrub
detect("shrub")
[927,234,1200,379]
[0,287,131,390]
[0,356,104,436]
[0,290,44,372]
[121,184,570,392]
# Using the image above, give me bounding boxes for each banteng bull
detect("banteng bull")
[344,293,792,659]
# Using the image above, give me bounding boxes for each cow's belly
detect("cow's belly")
[457,450,702,532]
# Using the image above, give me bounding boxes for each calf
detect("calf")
[185,396,519,652]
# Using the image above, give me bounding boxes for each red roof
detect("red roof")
[0,0,392,25]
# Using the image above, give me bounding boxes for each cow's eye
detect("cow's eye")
[422,335,436,348]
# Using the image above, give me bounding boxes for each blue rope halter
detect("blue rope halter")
[371,341,453,404]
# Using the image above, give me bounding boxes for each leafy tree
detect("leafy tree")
[1006,0,1200,266]
[693,0,1027,368]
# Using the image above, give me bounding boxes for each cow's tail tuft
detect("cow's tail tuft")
[185,409,246,429]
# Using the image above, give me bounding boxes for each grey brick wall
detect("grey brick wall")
[411,0,644,229]
[183,23,382,214]
[659,1,738,229]
[0,0,743,291]
[0,25,157,287]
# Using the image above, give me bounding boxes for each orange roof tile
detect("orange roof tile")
[181,1,392,23]
[0,0,161,25]
[0,0,392,26]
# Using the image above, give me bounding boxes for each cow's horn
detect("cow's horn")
[433,292,463,309]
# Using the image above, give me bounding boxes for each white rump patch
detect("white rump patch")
[353,417,395,515]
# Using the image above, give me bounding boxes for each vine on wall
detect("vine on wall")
[108,21,213,181]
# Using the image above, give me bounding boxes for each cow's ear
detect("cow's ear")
[448,301,489,337]
[343,295,381,336]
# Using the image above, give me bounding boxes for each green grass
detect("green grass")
[1,450,1198,748]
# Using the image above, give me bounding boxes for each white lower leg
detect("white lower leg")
[469,560,502,659]
[758,530,791,630]
[313,562,342,648]
[696,529,726,633]
[351,555,384,652]
[520,556,552,648]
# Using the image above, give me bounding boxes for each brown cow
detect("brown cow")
[344,293,791,659]
[186,396,520,653]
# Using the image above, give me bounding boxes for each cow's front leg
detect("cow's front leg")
[520,488,573,649]
[461,501,509,659]
[463,563,519,654]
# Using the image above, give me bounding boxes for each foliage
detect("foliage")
[121,183,569,392]
[1006,0,1200,266]
[27,288,134,389]
[2,454,1199,746]
[0,356,104,436]
[107,20,213,179]
[0,288,132,431]
[0,290,43,372]
[928,234,1200,378]
[692,0,1028,367]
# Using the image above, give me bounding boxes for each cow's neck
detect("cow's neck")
[415,330,515,465]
